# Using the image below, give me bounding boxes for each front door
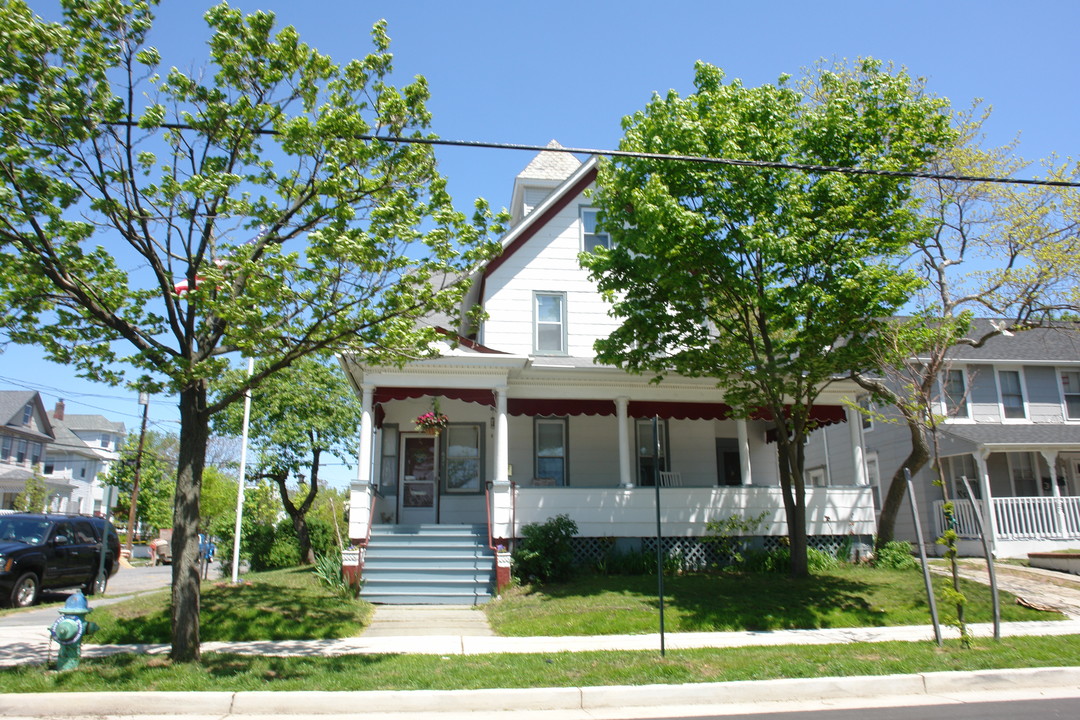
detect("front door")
[399,434,438,524]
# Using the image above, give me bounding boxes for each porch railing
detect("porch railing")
[933,497,1080,541]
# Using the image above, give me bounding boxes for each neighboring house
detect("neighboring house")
[341,142,875,597]
[44,400,126,518]
[804,321,1080,558]
[0,391,56,511]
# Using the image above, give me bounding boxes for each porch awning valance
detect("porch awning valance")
[628,401,732,420]
[508,399,615,417]
[373,387,496,406]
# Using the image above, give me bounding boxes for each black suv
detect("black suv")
[0,513,121,608]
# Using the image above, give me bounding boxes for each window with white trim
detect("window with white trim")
[21,404,32,425]
[943,369,969,419]
[1008,452,1037,495]
[534,417,568,486]
[635,418,669,486]
[858,396,874,431]
[580,208,611,252]
[998,369,1026,419]
[534,292,566,355]
[0,436,10,464]
[948,454,980,498]
[1062,370,1080,420]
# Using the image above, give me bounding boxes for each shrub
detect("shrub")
[513,514,578,583]
[741,547,840,574]
[313,551,353,597]
[873,540,920,570]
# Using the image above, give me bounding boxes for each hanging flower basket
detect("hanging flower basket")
[414,410,448,435]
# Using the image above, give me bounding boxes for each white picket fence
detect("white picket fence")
[934,496,1080,541]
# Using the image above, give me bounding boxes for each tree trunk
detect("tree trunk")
[776,435,809,578]
[170,381,209,662]
[875,416,931,549]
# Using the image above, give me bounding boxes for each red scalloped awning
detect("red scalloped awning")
[370,387,846,428]
[628,401,733,420]
[507,398,615,417]
[373,387,495,406]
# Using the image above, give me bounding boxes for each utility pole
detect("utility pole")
[125,392,150,559]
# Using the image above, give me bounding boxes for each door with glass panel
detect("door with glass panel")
[399,435,438,524]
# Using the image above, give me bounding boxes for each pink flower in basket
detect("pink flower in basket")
[414,410,449,433]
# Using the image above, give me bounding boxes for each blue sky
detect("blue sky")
[3,0,1078,487]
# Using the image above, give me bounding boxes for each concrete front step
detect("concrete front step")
[362,523,495,605]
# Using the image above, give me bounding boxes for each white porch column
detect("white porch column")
[975,450,998,554]
[737,419,752,486]
[349,384,376,543]
[494,386,509,484]
[357,384,375,486]
[847,406,867,485]
[616,396,632,487]
[1041,450,1068,538]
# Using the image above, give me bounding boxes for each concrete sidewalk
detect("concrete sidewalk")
[3,562,1080,716]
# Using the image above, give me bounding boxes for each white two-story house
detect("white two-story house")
[341,142,876,599]
[804,320,1080,558]
[44,401,126,518]
[0,391,56,511]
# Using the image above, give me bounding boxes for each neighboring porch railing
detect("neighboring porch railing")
[933,497,1080,541]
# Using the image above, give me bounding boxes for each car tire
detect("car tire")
[84,570,108,596]
[9,572,40,608]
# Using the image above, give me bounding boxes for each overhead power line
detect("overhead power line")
[104,120,1080,189]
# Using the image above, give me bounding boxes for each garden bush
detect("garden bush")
[513,514,578,583]
[873,540,920,570]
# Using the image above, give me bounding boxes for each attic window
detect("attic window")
[22,403,32,425]
[580,208,610,252]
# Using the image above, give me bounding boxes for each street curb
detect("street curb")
[2,667,1080,715]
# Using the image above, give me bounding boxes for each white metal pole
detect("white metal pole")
[230,357,255,584]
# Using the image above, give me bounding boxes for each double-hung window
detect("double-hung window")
[635,418,669,486]
[943,369,969,419]
[1062,370,1080,420]
[21,404,32,425]
[998,370,1026,419]
[534,417,568,486]
[534,292,566,355]
[580,208,611,252]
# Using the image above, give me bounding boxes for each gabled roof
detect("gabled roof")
[944,320,1080,363]
[516,140,582,182]
[57,413,126,435]
[483,154,599,281]
[0,390,54,441]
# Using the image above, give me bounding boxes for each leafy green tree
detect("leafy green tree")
[213,355,362,564]
[14,471,48,513]
[104,432,176,534]
[851,107,1080,548]
[199,465,237,538]
[0,1,499,660]
[583,59,955,577]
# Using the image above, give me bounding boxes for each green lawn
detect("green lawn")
[3,636,1080,692]
[90,567,372,644]
[484,566,1066,636]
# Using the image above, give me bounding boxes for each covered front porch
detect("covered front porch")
[341,352,876,558]
[930,425,1080,557]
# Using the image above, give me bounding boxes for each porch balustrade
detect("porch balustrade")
[502,485,877,539]
[933,497,1080,541]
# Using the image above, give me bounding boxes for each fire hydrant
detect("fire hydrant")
[49,590,98,671]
